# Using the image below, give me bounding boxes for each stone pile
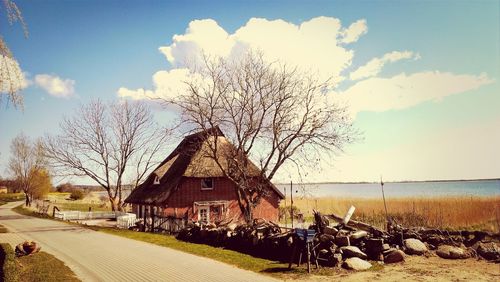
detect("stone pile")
[176,211,500,272]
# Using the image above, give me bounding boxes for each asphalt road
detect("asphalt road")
[0,201,278,282]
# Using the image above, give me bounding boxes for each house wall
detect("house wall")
[159,177,280,222]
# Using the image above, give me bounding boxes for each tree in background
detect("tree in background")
[44,99,170,211]
[28,168,52,200]
[0,0,28,109]
[55,182,75,193]
[167,52,355,222]
[7,133,47,206]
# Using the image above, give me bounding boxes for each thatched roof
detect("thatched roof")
[125,127,284,206]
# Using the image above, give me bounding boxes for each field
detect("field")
[286,196,500,232]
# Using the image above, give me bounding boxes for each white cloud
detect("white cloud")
[118,68,192,101]
[34,74,75,98]
[340,19,368,44]
[341,71,493,115]
[0,55,30,93]
[350,51,419,81]
[154,17,363,86]
[120,16,492,120]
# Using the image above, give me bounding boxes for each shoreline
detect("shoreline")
[276,178,500,185]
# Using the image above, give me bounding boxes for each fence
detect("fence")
[54,210,138,229]
[149,216,188,233]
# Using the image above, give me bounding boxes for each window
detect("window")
[201,178,213,190]
[153,175,160,185]
[198,207,209,224]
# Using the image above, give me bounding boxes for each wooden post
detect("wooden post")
[283,187,287,226]
[290,181,294,229]
[143,205,147,232]
[151,206,155,233]
[380,176,389,224]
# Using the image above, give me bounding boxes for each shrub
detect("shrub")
[56,182,75,193]
[69,190,84,200]
[0,243,18,281]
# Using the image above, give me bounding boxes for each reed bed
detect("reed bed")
[284,196,500,232]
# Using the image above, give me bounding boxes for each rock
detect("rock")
[350,230,368,240]
[365,238,385,260]
[340,246,368,259]
[404,238,427,255]
[332,253,343,266]
[343,257,372,271]
[382,243,390,251]
[477,242,500,261]
[324,226,338,236]
[436,245,470,259]
[384,249,405,263]
[365,238,384,251]
[335,235,350,247]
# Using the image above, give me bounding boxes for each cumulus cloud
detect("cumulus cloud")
[341,71,493,115]
[350,51,419,81]
[118,68,192,101]
[119,16,492,119]
[34,74,75,98]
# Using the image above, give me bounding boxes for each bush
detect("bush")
[69,190,84,200]
[56,182,75,193]
[0,243,18,282]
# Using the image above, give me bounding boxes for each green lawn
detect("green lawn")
[14,252,80,281]
[0,193,24,206]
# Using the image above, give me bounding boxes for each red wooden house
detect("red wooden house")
[125,128,284,225]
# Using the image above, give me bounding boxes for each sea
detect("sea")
[276,179,500,199]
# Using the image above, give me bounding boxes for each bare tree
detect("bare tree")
[8,133,46,206]
[0,0,28,109]
[167,52,356,222]
[44,99,170,211]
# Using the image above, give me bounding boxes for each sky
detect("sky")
[0,0,499,184]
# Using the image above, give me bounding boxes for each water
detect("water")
[277,179,500,198]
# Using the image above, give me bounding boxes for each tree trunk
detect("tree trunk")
[24,193,31,207]
[109,197,120,212]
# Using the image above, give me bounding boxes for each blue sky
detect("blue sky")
[0,0,499,183]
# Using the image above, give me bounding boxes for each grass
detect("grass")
[287,196,500,232]
[12,205,52,219]
[53,202,110,212]
[0,193,24,206]
[0,243,79,282]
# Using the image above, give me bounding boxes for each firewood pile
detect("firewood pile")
[176,209,500,271]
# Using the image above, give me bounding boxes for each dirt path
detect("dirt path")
[299,253,499,282]
[0,202,278,282]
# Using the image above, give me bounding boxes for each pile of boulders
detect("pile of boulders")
[176,210,500,271]
[309,211,500,268]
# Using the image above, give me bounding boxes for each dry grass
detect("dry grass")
[287,196,500,232]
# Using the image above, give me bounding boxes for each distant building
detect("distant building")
[125,127,284,226]
[0,186,8,194]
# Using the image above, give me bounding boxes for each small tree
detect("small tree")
[69,189,84,200]
[167,52,355,222]
[29,168,52,200]
[44,99,170,211]
[56,182,75,193]
[7,133,47,206]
